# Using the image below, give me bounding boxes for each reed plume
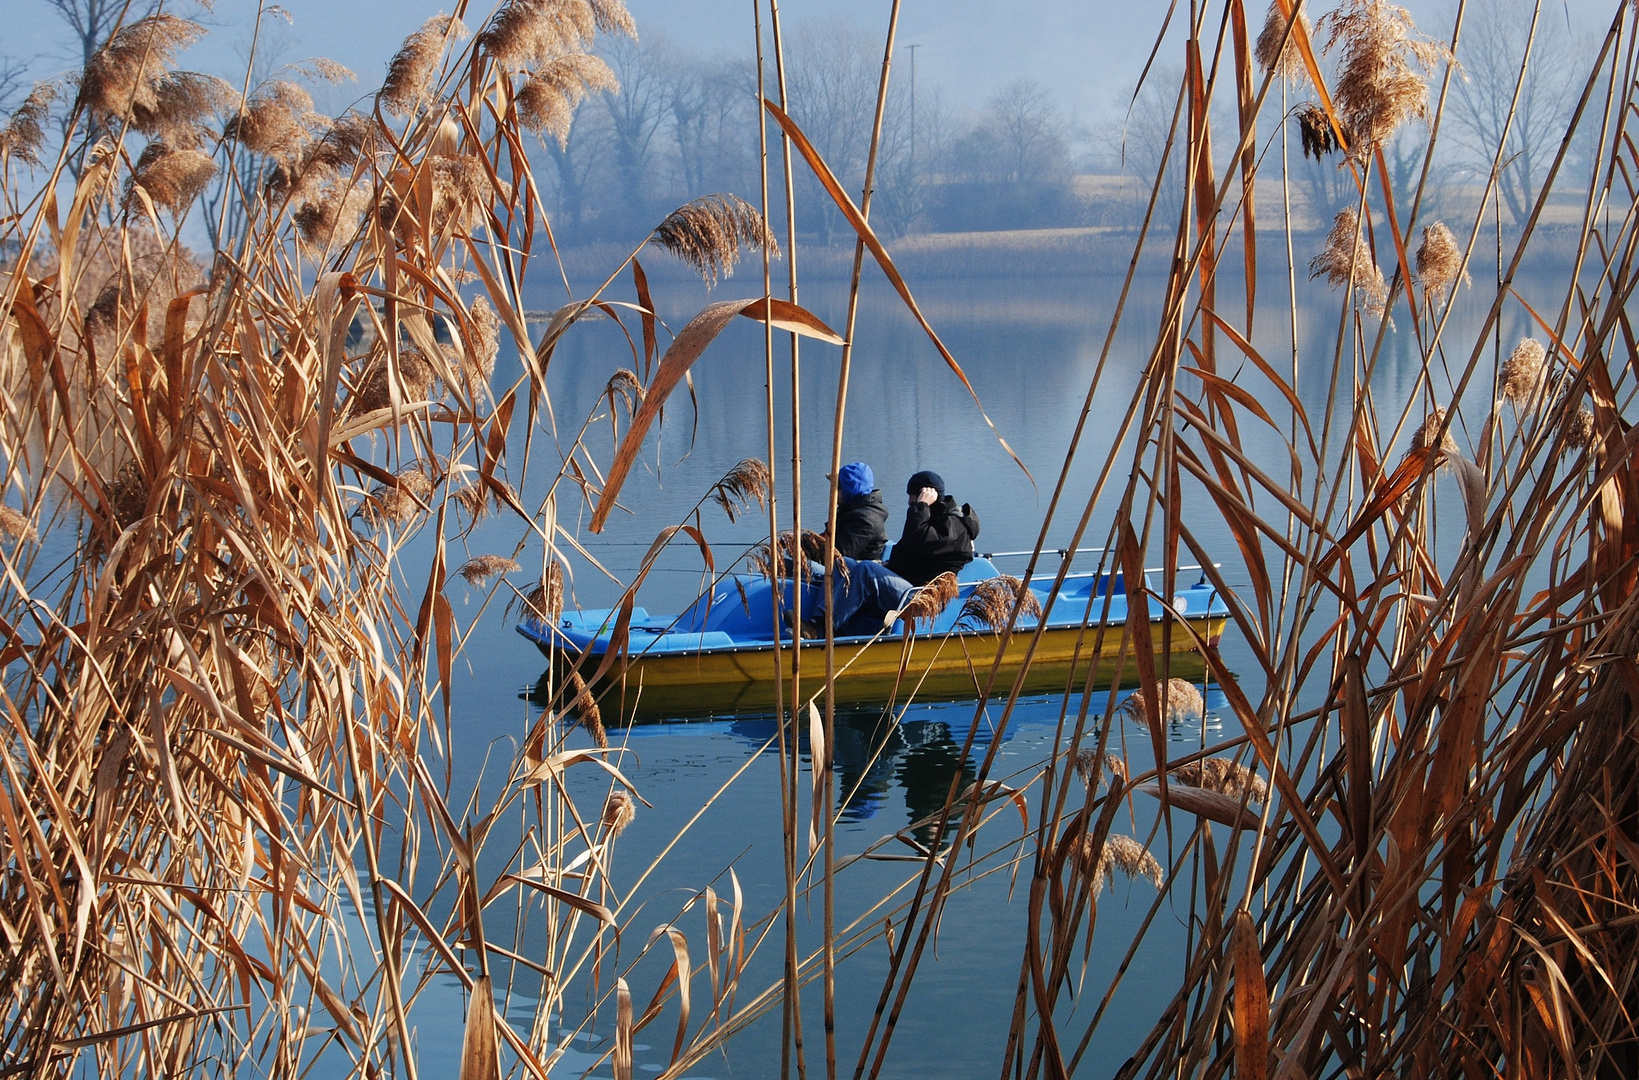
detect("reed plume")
[1566,406,1596,450]
[1295,102,1342,158]
[351,346,436,414]
[465,294,501,383]
[895,572,960,628]
[225,81,315,162]
[0,82,58,166]
[750,530,833,582]
[1319,0,1451,155]
[1082,833,1164,892]
[524,561,565,622]
[125,140,218,215]
[957,575,1042,633]
[567,667,608,748]
[1408,405,1457,455]
[604,368,644,416]
[129,71,233,142]
[0,506,34,543]
[457,554,521,587]
[1500,338,1547,408]
[479,0,598,68]
[602,789,636,840]
[710,458,770,523]
[1311,207,1388,316]
[1073,747,1126,789]
[652,194,779,284]
[381,13,466,115]
[1415,221,1467,297]
[78,14,207,126]
[1119,678,1205,724]
[1255,1,1312,84]
[517,54,617,144]
[293,182,371,248]
[1171,757,1268,802]
[366,467,433,526]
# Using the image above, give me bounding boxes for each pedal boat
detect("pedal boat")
[517,556,1231,720]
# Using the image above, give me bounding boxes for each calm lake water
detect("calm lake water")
[403,258,1549,1077]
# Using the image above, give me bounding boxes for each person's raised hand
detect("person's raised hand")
[914,486,939,506]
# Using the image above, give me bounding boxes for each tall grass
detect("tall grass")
[6,0,1639,1077]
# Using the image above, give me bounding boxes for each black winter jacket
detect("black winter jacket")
[830,490,890,561]
[886,496,980,586]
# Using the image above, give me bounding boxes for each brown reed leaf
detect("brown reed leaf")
[956,575,1042,633]
[1119,677,1205,724]
[1295,102,1342,158]
[456,554,521,588]
[1500,338,1547,408]
[524,561,565,621]
[126,141,218,215]
[1319,0,1451,155]
[381,13,467,116]
[1255,2,1312,84]
[0,81,59,167]
[895,572,960,628]
[1311,208,1388,316]
[651,194,780,285]
[78,14,207,126]
[567,668,607,748]
[602,789,635,840]
[1172,757,1268,802]
[710,459,770,523]
[0,505,34,543]
[1415,221,1467,297]
[516,53,617,145]
[1082,833,1164,892]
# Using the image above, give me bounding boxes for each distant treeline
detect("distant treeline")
[545,3,1596,250]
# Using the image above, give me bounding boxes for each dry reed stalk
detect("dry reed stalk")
[457,554,521,587]
[1499,337,1547,407]
[652,194,780,284]
[381,13,466,115]
[1171,757,1267,802]
[0,82,58,166]
[895,572,960,627]
[1414,221,1467,297]
[1311,207,1389,316]
[956,575,1042,632]
[1318,0,1451,155]
[710,459,771,523]
[1254,1,1312,84]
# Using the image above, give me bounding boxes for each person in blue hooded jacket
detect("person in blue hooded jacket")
[826,461,889,561]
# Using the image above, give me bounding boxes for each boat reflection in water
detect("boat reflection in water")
[529,676,1233,845]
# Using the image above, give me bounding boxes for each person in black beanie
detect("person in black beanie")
[885,470,979,586]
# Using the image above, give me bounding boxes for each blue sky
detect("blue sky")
[0,0,1621,127]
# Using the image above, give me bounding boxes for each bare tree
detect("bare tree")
[1445,0,1582,229]
[46,0,160,69]
[599,35,668,212]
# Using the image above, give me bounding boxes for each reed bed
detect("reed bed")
[7,0,1639,1077]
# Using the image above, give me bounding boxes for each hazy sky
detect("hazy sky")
[0,0,1622,127]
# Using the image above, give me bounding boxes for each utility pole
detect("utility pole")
[906,43,920,175]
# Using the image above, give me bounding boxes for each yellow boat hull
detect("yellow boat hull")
[565,616,1226,721]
